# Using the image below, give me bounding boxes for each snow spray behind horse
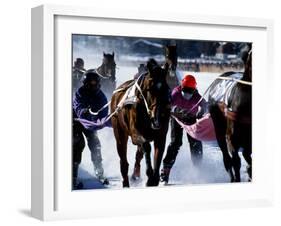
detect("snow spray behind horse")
[95,52,117,99]
[208,48,252,182]
[111,59,171,187]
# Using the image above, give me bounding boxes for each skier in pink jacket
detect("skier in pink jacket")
[160,74,208,184]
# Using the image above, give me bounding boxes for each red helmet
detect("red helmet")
[181,75,197,89]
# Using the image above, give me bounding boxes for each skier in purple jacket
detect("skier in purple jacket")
[72,69,109,189]
[160,74,208,184]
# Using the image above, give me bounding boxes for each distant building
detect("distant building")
[131,39,163,55]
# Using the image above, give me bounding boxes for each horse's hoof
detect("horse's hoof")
[146,176,152,186]
[146,175,160,187]
[131,174,140,181]
[123,181,130,188]
[146,177,155,187]
[147,180,159,186]
[132,167,141,181]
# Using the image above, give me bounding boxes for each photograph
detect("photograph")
[71,34,252,190]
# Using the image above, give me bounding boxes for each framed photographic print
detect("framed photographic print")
[31,4,274,221]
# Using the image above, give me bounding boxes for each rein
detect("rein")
[86,72,252,127]
[89,101,111,116]
[87,72,151,124]
[216,76,252,86]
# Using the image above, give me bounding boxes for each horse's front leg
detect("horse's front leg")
[242,146,252,181]
[241,128,252,181]
[142,142,154,186]
[112,118,130,187]
[131,146,144,181]
[210,105,234,182]
[227,119,242,182]
[116,136,129,187]
[217,137,235,182]
[151,137,166,186]
[231,149,241,182]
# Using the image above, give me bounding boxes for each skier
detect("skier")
[72,69,110,189]
[160,74,208,184]
[72,58,86,93]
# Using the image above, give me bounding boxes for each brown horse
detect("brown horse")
[208,48,252,182]
[95,52,116,99]
[111,59,171,187]
[131,44,178,181]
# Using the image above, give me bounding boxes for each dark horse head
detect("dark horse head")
[138,58,170,130]
[243,50,252,82]
[96,52,117,99]
[97,52,116,80]
[227,48,252,117]
[164,44,178,76]
[164,44,179,90]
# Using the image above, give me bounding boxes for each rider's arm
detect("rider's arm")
[73,90,90,120]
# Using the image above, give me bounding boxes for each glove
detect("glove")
[93,118,106,130]
[94,117,112,129]
[76,117,107,131]
[177,108,193,119]
[171,109,192,120]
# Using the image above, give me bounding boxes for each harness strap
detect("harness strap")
[85,72,151,126]
[217,76,252,86]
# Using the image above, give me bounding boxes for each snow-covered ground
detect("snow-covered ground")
[77,66,249,189]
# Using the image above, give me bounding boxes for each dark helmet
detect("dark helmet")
[83,69,101,85]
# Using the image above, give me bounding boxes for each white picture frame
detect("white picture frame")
[31,4,274,221]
